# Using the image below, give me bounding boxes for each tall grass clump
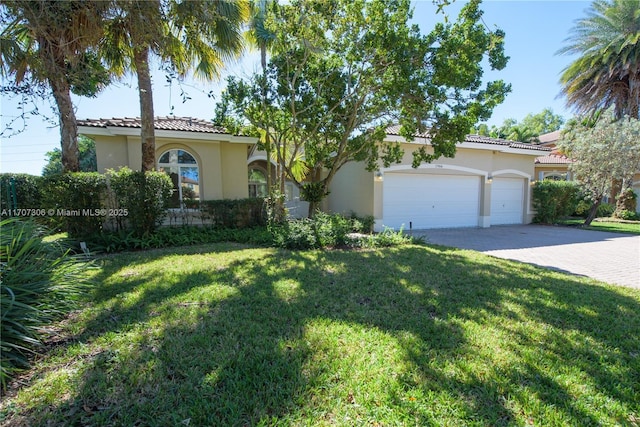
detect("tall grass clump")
[0,218,91,388]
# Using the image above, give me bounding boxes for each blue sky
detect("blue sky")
[0,0,591,176]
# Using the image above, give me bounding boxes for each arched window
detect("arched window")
[543,173,567,181]
[158,149,200,208]
[248,168,268,198]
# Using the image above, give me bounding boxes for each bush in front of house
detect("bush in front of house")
[0,219,91,388]
[84,225,274,253]
[40,172,108,236]
[0,173,42,211]
[532,180,581,224]
[184,198,267,228]
[106,168,173,236]
[573,199,615,219]
[271,212,378,250]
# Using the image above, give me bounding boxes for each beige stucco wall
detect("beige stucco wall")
[327,142,540,227]
[220,142,250,199]
[92,134,251,200]
[95,135,129,172]
[326,161,375,217]
[534,164,571,181]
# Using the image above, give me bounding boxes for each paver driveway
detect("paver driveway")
[413,224,640,289]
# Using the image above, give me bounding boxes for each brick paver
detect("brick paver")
[412,225,640,289]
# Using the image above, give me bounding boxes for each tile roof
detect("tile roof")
[538,130,562,144]
[77,116,228,134]
[535,154,573,165]
[385,125,551,152]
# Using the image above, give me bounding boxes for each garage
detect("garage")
[382,173,480,229]
[490,178,524,225]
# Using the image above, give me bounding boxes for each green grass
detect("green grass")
[559,218,640,235]
[2,243,639,426]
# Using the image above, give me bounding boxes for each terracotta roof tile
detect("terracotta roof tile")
[535,154,573,164]
[386,126,550,152]
[538,130,562,144]
[77,116,227,134]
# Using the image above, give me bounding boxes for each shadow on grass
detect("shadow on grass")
[8,243,640,426]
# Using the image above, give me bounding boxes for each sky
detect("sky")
[0,0,591,176]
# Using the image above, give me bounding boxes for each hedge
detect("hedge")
[532,180,581,224]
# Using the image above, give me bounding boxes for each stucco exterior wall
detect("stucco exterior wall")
[327,141,540,227]
[326,161,375,217]
[92,134,251,201]
[95,135,129,172]
[220,142,250,199]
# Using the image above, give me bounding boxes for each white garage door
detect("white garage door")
[634,185,640,214]
[491,178,524,225]
[383,173,480,229]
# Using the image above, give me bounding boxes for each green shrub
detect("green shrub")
[348,212,375,234]
[614,209,639,221]
[596,202,615,218]
[312,211,354,247]
[355,226,418,248]
[574,197,617,219]
[106,168,173,236]
[532,180,581,224]
[0,173,42,211]
[271,218,318,249]
[85,225,274,253]
[272,212,398,250]
[40,173,108,237]
[187,198,267,228]
[0,219,91,388]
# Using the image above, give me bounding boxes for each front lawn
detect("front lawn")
[2,243,639,426]
[559,218,640,235]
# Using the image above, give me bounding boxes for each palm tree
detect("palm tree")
[0,1,109,172]
[558,0,640,119]
[558,0,640,212]
[246,0,278,200]
[506,125,539,143]
[102,0,248,171]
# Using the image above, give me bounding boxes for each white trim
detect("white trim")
[491,169,531,179]
[384,135,549,156]
[247,154,277,166]
[383,163,488,177]
[78,126,257,144]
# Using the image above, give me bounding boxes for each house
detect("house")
[534,131,640,212]
[77,117,256,208]
[328,126,550,231]
[80,116,552,229]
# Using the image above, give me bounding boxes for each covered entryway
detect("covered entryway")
[490,178,524,225]
[382,173,480,229]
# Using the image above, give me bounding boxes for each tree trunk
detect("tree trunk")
[134,45,156,172]
[584,196,602,226]
[41,37,79,172]
[50,76,80,172]
[614,176,633,215]
[261,44,273,196]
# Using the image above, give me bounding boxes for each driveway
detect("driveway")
[412,225,640,289]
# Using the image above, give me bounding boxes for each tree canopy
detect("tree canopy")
[217,0,510,216]
[473,108,565,142]
[101,0,249,171]
[0,1,110,171]
[558,0,640,119]
[558,110,640,224]
[42,135,97,176]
